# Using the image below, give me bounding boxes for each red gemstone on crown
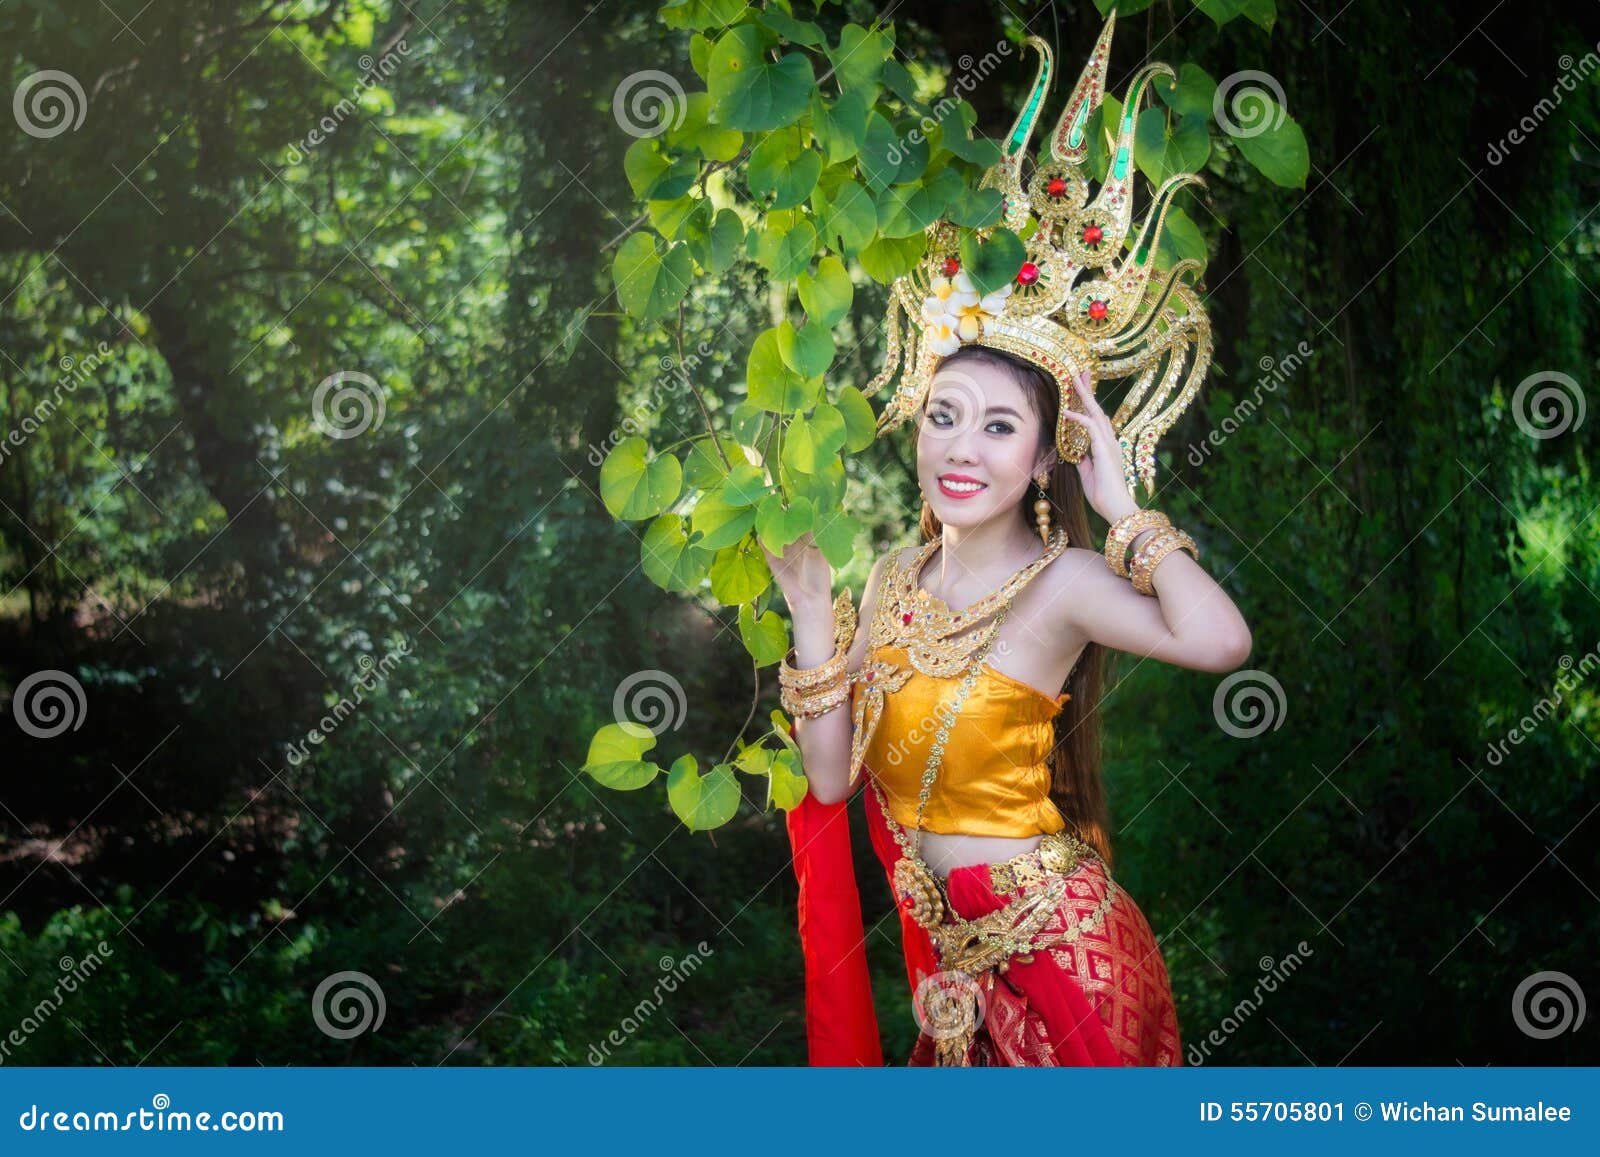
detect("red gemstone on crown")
[1016,262,1040,286]
[1088,299,1108,320]
[902,611,913,624]
[1046,177,1068,198]
[1083,224,1103,246]
[942,257,960,276]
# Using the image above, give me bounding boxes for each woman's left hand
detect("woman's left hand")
[1059,368,1140,523]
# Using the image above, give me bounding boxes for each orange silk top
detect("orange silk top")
[854,641,1070,837]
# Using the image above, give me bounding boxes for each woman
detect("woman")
[762,343,1253,1066]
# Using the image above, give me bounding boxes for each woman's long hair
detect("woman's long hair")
[915,344,1115,870]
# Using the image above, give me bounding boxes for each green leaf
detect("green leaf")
[770,708,800,753]
[623,137,698,200]
[689,32,715,81]
[641,513,711,592]
[1134,107,1211,187]
[662,91,743,161]
[888,116,931,184]
[755,492,815,556]
[738,600,792,665]
[661,0,749,31]
[709,535,771,603]
[758,10,825,47]
[1227,99,1309,188]
[828,24,892,92]
[685,207,744,274]
[667,754,742,831]
[748,128,824,209]
[683,434,744,488]
[1156,63,1217,120]
[798,255,854,326]
[707,25,815,131]
[747,326,822,412]
[582,722,661,790]
[781,451,846,511]
[768,748,810,810]
[600,436,682,521]
[834,384,877,451]
[957,229,1025,295]
[1193,0,1255,26]
[723,462,770,506]
[876,168,962,238]
[812,509,860,569]
[690,489,759,550]
[612,232,693,323]
[734,744,776,775]
[752,218,818,280]
[858,232,926,282]
[946,186,1005,228]
[813,178,877,253]
[858,111,902,193]
[1154,205,1208,269]
[777,319,835,377]
[648,196,700,242]
[811,89,870,164]
[940,101,1002,166]
[781,404,848,474]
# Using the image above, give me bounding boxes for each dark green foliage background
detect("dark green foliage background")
[1,0,1596,1065]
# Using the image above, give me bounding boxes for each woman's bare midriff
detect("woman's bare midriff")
[914,829,1044,878]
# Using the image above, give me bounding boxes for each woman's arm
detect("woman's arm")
[1053,368,1253,674]
[1059,540,1252,674]
[784,545,893,805]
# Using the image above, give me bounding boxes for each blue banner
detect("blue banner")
[2,1067,1595,1152]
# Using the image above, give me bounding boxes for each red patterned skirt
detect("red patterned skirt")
[783,784,1182,1067]
[865,785,1183,1067]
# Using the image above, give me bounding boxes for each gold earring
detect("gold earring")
[1033,469,1056,546]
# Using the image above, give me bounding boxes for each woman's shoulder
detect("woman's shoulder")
[1028,544,1108,620]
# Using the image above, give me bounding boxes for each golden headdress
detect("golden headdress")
[864,14,1214,497]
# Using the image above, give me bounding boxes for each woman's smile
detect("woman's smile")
[937,473,989,499]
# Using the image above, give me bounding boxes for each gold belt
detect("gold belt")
[986,828,1096,896]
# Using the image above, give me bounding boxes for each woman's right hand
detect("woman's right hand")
[759,531,832,610]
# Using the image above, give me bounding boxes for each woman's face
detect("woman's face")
[916,356,1054,530]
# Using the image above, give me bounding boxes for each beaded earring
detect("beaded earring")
[1033,470,1056,546]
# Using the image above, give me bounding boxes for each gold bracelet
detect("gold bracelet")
[781,677,852,719]
[1104,509,1171,577]
[1130,528,1198,595]
[779,645,847,693]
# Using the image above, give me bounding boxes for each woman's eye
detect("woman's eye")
[929,410,952,426]
[987,421,1014,434]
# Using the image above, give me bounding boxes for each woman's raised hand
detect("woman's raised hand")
[1058,368,1141,523]
[760,531,833,611]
